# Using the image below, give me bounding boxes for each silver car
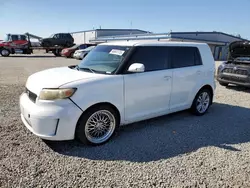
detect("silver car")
[73,46,96,60]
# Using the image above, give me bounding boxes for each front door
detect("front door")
[123,46,173,122]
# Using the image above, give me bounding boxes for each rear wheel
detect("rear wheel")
[68,52,74,58]
[52,49,62,57]
[0,49,10,57]
[191,88,212,116]
[75,105,119,145]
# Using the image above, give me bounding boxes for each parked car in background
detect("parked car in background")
[73,45,96,60]
[39,33,74,47]
[62,44,96,58]
[19,41,215,145]
[217,41,250,87]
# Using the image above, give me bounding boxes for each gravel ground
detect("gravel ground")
[0,55,250,187]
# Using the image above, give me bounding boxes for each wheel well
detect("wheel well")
[77,102,121,126]
[197,85,214,104]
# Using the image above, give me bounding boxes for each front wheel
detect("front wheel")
[0,49,10,57]
[75,105,119,145]
[191,89,212,116]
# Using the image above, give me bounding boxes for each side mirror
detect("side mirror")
[127,63,145,73]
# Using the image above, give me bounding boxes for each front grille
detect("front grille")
[223,68,248,75]
[25,88,37,103]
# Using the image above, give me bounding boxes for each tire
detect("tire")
[0,48,10,57]
[219,82,228,87]
[190,88,212,116]
[68,52,74,58]
[75,105,119,145]
[52,49,62,57]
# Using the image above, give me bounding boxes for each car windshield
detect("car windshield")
[78,45,131,74]
[3,35,10,42]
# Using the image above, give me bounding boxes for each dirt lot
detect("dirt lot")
[0,54,250,188]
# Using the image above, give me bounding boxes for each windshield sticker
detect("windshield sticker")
[109,49,125,56]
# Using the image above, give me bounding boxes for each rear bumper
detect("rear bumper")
[19,92,83,140]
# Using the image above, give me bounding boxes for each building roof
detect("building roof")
[71,29,151,34]
[90,31,247,45]
[99,41,208,47]
[170,31,246,41]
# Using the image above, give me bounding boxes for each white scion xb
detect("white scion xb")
[20,41,216,145]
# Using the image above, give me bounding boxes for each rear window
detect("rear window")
[170,47,202,68]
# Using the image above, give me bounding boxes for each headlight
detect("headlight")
[39,88,76,100]
[218,62,225,72]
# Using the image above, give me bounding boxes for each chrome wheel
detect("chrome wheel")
[85,110,116,144]
[196,91,210,113]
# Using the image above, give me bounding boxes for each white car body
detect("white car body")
[20,41,215,142]
[73,49,84,59]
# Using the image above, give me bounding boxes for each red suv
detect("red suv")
[61,44,95,58]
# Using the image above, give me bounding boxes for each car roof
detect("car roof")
[98,41,208,47]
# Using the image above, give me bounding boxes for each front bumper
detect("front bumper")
[73,53,81,59]
[19,92,83,140]
[217,74,250,87]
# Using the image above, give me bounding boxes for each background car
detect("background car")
[217,40,250,87]
[73,45,96,60]
[61,44,95,58]
[39,33,74,47]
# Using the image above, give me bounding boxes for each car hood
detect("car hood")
[0,41,8,46]
[26,66,104,94]
[229,41,250,59]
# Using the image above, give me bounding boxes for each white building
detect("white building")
[71,29,150,44]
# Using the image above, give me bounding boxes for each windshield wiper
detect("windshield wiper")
[79,67,96,73]
[78,66,111,74]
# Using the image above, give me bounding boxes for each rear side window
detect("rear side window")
[65,34,72,39]
[127,46,169,72]
[170,47,202,68]
[64,34,69,38]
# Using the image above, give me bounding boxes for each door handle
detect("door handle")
[163,76,171,80]
[196,71,201,75]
